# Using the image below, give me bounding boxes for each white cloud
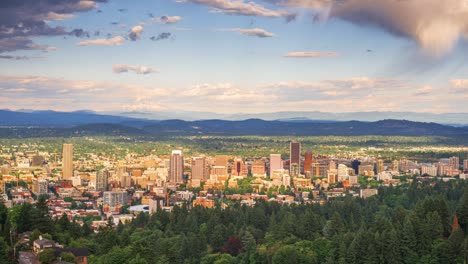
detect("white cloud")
[0,75,170,112]
[230,28,275,38]
[274,0,468,56]
[450,79,468,92]
[112,64,157,75]
[283,51,338,58]
[177,0,296,20]
[154,15,183,24]
[413,86,433,96]
[129,25,143,41]
[78,36,125,46]
[43,12,75,21]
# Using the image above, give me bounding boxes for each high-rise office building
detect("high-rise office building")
[449,156,460,170]
[192,157,209,180]
[290,142,301,176]
[233,158,248,177]
[215,155,229,167]
[269,154,282,176]
[169,150,184,183]
[62,143,74,180]
[377,159,384,173]
[337,164,349,182]
[251,160,266,176]
[103,191,127,207]
[464,159,468,172]
[303,151,313,173]
[96,170,109,192]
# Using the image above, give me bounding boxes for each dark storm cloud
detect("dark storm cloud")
[150,32,172,41]
[0,0,107,53]
[69,29,90,38]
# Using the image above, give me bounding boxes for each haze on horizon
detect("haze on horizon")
[1,0,468,114]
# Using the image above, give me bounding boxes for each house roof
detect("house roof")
[55,248,90,257]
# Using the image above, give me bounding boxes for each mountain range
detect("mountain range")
[2,109,468,127]
[1,109,468,138]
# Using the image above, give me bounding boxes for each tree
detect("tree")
[457,188,468,233]
[0,237,11,263]
[222,236,242,256]
[0,203,7,233]
[60,252,76,263]
[37,249,56,264]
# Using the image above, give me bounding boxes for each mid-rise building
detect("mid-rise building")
[269,154,282,176]
[96,170,109,192]
[33,178,48,195]
[337,164,349,182]
[421,165,437,176]
[359,163,374,176]
[215,155,229,167]
[232,158,248,177]
[449,156,460,170]
[192,157,209,180]
[103,191,127,207]
[251,160,266,177]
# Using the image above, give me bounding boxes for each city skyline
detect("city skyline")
[1,0,468,113]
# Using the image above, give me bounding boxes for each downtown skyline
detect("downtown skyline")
[1,0,468,114]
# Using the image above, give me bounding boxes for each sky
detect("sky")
[1,0,468,114]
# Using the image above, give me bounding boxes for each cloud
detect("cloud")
[150,33,172,41]
[177,0,296,21]
[154,16,183,24]
[78,36,125,46]
[450,79,468,92]
[112,64,157,75]
[230,28,275,38]
[413,86,433,96]
[69,29,90,38]
[0,74,169,112]
[0,37,56,53]
[283,51,338,58]
[271,0,468,56]
[0,55,29,60]
[183,83,276,103]
[129,25,144,41]
[0,0,107,53]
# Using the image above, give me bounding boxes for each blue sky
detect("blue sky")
[1,0,468,113]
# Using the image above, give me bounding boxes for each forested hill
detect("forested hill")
[142,119,468,136]
[1,179,468,263]
[1,119,467,138]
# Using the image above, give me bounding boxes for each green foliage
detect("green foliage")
[2,177,468,263]
[37,249,56,264]
[60,252,76,263]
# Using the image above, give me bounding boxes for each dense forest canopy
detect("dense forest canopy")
[1,178,468,263]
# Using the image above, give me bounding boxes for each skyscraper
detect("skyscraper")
[62,143,73,180]
[449,156,460,170]
[464,159,468,172]
[377,159,384,173]
[233,158,248,177]
[290,142,301,176]
[96,170,109,192]
[304,151,313,173]
[192,157,209,180]
[269,154,282,176]
[170,150,184,183]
